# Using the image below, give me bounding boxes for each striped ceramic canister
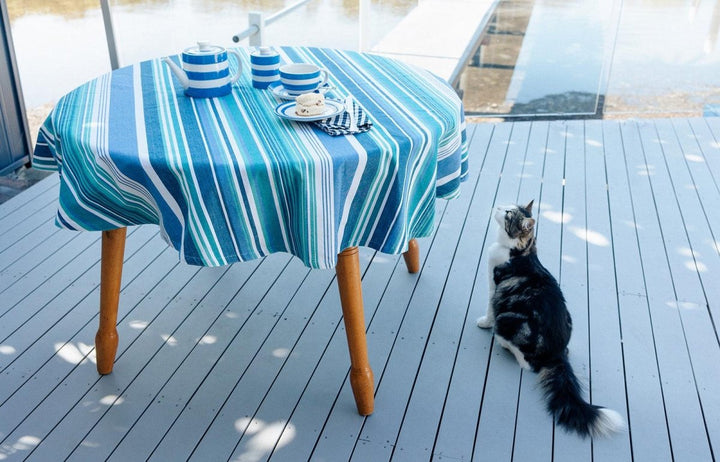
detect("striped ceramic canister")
[250,47,280,89]
[177,41,242,98]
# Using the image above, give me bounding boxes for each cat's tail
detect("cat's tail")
[538,356,625,438]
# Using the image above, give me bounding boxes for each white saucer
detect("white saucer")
[274,99,344,122]
[269,82,333,100]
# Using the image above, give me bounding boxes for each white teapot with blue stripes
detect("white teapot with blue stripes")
[162,41,242,98]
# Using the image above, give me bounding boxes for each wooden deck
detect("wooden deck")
[1,118,720,461]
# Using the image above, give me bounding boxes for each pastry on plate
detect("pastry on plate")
[295,93,325,116]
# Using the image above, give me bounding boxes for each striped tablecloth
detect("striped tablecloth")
[33,47,468,269]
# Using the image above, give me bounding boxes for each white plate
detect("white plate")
[269,82,333,100]
[274,100,344,122]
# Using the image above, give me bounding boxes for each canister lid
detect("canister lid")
[253,46,278,56]
[185,40,224,55]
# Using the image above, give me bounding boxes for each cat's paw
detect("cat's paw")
[476,315,493,329]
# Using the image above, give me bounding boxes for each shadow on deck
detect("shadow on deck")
[1,118,719,461]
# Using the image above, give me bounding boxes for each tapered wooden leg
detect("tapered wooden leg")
[402,238,420,273]
[96,227,126,375]
[336,246,374,415]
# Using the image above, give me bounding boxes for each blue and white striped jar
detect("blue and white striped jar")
[179,41,243,98]
[250,47,280,89]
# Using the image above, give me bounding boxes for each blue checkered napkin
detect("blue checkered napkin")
[314,99,372,136]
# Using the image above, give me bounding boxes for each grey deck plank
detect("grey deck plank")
[0,196,57,246]
[0,229,97,297]
[577,119,631,456]
[300,211,446,462]
[0,222,72,274]
[686,118,720,246]
[32,255,291,461]
[701,117,720,190]
[532,121,587,460]
[0,181,82,288]
[651,118,720,452]
[670,118,720,324]
[1,120,719,462]
[508,120,555,462]
[0,232,89,298]
[583,120,632,462]
[532,120,566,459]
[553,120,592,461]
[0,173,58,220]
[0,234,114,321]
[602,119,671,462]
[472,121,532,462]
[622,120,713,461]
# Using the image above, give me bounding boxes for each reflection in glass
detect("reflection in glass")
[460,0,720,120]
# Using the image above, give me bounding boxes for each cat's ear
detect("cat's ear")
[522,217,535,232]
[525,200,534,214]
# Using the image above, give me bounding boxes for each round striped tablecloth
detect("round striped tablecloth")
[33,47,468,269]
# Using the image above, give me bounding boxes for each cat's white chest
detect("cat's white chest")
[488,242,510,270]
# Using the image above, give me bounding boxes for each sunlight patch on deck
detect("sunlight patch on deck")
[0,345,16,355]
[569,226,610,246]
[54,342,94,365]
[233,418,296,462]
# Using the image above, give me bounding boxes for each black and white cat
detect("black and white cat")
[477,200,624,438]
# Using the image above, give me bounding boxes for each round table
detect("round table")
[33,46,468,415]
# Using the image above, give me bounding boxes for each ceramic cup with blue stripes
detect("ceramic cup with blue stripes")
[164,41,243,98]
[250,47,280,89]
[279,63,330,96]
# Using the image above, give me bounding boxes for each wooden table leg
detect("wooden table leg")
[335,246,374,415]
[96,227,126,375]
[402,238,420,273]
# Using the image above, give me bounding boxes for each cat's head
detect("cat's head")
[494,200,536,248]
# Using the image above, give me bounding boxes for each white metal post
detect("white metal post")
[248,12,265,47]
[100,0,120,70]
